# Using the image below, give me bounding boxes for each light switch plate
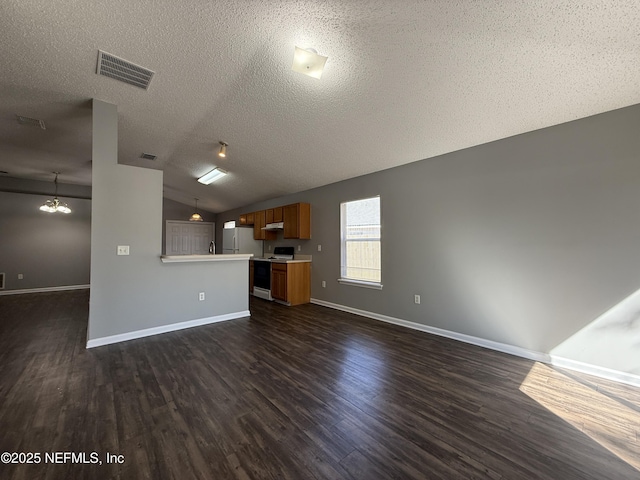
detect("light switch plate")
[117,245,130,256]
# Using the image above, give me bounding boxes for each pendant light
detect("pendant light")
[189,198,203,222]
[39,172,71,214]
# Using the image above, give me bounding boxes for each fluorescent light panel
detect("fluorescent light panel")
[197,167,227,185]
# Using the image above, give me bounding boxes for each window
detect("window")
[339,196,382,288]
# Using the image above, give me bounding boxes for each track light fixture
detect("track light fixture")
[218,141,228,158]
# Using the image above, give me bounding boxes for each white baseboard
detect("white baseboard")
[86,310,250,349]
[549,356,640,388]
[0,284,90,296]
[310,298,640,388]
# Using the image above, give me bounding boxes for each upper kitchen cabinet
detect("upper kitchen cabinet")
[266,206,283,224]
[239,212,255,225]
[284,203,311,239]
[254,210,277,241]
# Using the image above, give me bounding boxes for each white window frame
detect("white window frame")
[338,196,382,290]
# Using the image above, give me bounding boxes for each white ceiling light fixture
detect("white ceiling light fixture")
[218,141,228,158]
[39,172,71,214]
[197,167,227,185]
[189,198,203,222]
[292,47,328,79]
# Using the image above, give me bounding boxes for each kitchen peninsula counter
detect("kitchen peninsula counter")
[160,254,254,263]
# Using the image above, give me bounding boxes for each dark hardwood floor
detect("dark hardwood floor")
[1,290,639,479]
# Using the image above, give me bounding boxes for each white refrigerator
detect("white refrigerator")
[223,227,263,256]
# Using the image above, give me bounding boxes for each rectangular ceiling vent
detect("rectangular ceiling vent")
[96,50,154,90]
[16,115,46,130]
[140,153,157,160]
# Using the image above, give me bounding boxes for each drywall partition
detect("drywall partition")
[88,100,248,346]
[216,103,640,385]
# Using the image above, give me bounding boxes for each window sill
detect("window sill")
[337,278,383,290]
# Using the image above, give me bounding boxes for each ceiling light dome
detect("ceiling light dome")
[292,47,328,79]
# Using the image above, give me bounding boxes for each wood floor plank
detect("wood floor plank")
[1,291,639,479]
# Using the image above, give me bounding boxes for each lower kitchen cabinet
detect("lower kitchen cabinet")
[271,262,311,305]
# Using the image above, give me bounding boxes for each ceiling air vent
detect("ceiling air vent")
[96,50,154,90]
[16,115,46,130]
[140,153,157,160]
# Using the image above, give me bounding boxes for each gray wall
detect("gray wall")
[0,179,91,291]
[0,177,199,292]
[88,99,248,343]
[216,103,640,377]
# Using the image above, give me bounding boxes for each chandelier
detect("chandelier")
[39,172,71,214]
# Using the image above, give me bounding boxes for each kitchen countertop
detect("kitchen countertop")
[252,255,312,264]
[160,254,254,263]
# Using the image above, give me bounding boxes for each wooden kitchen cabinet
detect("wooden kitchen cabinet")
[253,210,276,241]
[283,203,311,239]
[271,263,287,301]
[271,262,311,305]
[239,212,255,225]
[266,206,283,224]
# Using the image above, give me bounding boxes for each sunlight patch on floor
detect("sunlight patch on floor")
[519,362,640,471]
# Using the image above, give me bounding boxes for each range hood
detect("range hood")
[262,222,284,231]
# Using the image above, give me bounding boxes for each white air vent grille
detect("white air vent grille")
[16,115,46,130]
[97,50,154,90]
[140,153,157,160]
[0,273,4,290]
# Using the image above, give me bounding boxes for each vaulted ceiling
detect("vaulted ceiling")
[1,1,639,213]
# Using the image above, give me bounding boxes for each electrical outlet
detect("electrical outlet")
[317,244,322,252]
[117,245,130,256]
[322,280,326,288]
[18,273,23,280]
[199,292,205,301]
[268,245,271,251]
[414,295,421,304]
[297,245,301,251]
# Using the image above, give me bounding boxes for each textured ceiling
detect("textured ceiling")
[1,1,639,213]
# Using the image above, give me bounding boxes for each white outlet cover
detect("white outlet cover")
[117,245,130,255]
[199,292,205,301]
[322,281,326,288]
[317,245,322,251]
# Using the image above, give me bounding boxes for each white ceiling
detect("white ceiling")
[1,1,639,213]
